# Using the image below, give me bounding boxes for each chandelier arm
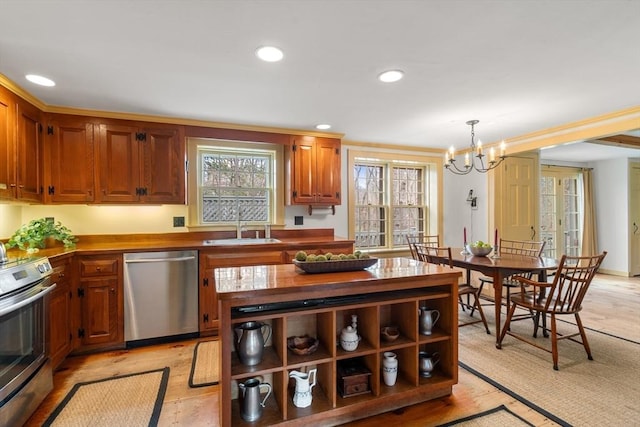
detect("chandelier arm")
[444,160,473,175]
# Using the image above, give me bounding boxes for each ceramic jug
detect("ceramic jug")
[418,307,440,336]
[382,351,398,386]
[418,351,440,378]
[235,321,272,366]
[289,368,317,408]
[340,314,360,351]
[238,378,272,422]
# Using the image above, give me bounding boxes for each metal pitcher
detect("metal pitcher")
[234,321,272,366]
[238,378,272,422]
[418,307,440,336]
[419,351,440,378]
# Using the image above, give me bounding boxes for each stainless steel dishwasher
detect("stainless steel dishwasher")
[124,250,198,343]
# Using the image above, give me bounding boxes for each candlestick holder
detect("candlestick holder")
[461,242,471,255]
[491,245,500,259]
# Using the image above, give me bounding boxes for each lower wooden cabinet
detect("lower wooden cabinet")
[220,273,458,426]
[48,255,73,369]
[76,255,124,350]
[200,242,355,335]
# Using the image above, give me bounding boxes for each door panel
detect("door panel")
[501,155,538,241]
[631,164,640,276]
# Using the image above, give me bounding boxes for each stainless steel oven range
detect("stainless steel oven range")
[0,253,55,427]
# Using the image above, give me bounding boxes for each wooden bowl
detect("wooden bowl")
[380,326,400,342]
[287,335,319,355]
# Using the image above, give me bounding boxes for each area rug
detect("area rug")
[458,310,640,426]
[188,339,221,387]
[437,405,534,426]
[42,367,169,427]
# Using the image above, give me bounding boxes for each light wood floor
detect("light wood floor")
[25,274,639,427]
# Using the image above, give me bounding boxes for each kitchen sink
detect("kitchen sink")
[202,238,281,245]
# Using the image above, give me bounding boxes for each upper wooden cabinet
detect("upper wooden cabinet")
[45,116,95,203]
[286,135,341,208]
[0,89,43,202]
[96,122,185,204]
[0,87,15,200]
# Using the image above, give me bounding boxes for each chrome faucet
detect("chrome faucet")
[264,223,271,239]
[236,210,244,239]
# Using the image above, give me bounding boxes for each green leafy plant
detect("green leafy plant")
[6,218,77,253]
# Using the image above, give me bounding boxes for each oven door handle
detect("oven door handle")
[0,283,57,317]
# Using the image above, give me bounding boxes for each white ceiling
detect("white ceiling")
[1,0,639,161]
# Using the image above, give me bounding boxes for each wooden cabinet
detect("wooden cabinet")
[15,99,44,202]
[199,249,284,334]
[48,256,74,369]
[45,116,95,203]
[217,259,459,426]
[286,136,341,209]
[0,87,16,200]
[76,255,123,350]
[200,241,355,334]
[0,89,43,202]
[96,122,185,203]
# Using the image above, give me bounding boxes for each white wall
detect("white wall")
[591,158,629,275]
[443,171,489,247]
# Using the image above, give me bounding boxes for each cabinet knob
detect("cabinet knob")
[110,288,115,293]
[96,267,101,271]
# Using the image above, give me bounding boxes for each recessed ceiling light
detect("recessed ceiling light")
[25,74,55,87]
[316,124,331,130]
[378,70,404,83]
[256,46,284,62]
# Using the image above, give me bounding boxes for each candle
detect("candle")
[464,153,470,167]
[494,228,498,247]
[489,147,495,163]
[464,227,467,244]
[477,140,483,156]
[445,151,450,163]
[500,141,506,157]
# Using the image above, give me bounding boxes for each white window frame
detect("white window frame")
[348,149,442,252]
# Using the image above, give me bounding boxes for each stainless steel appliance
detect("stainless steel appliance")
[0,253,55,427]
[124,250,198,344]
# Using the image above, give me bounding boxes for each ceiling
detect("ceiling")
[1,0,639,161]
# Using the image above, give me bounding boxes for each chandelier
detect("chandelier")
[444,120,506,175]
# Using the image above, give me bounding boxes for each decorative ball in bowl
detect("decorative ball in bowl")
[380,326,400,342]
[466,243,493,257]
[287,335,319,355]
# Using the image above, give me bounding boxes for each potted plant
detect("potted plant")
[6,218,77,254]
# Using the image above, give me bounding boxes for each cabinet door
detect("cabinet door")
[140,126,185,204]
[314,137,341,204]
[290,136,316,204]
[96,123,140,202]
[0,88,15,199]
[49,258,72,369]
[47,118,95,203]
[80,277,120,345]
[15,99,43,202]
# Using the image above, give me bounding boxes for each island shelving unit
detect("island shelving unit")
[216,257,461,426]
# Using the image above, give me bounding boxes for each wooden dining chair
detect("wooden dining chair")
[416,245,490,334]
[407,234,440,261]
[497,251,607,370]
[477,239,546,316]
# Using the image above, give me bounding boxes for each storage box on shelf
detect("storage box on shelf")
[218,260,459,426]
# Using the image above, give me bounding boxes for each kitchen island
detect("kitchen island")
[216,257,461,426]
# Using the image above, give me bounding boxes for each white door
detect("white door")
[630,163,640,276]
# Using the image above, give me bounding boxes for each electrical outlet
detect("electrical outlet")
[294,216,304,225]
[173,216,185,227]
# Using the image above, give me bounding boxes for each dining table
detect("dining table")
[449,248,559,346]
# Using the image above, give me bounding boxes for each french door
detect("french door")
[540,166,582,259]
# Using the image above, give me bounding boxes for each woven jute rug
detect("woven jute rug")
[189,339,221,387]
[437,405,534,427]
[43,367,169,427]
[458,309,640,426]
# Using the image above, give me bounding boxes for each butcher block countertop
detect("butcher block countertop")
[4,228,353,258]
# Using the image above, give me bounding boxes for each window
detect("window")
[188,139,281,226]
[349,151,441,250]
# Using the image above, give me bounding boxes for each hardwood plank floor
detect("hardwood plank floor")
[24,274,639,427]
